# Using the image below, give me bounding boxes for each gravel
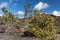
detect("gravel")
[0,33,59,40]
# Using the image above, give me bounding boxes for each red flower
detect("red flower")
[45,14,48,16]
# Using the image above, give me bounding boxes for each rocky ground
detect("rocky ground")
[0,33,59,40]
[57,34,60,40]
[0,18,59,40]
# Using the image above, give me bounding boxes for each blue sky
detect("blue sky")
[0,0,60,18]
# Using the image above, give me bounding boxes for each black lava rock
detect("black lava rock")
[23,31,35,37]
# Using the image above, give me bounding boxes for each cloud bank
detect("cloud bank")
[34,2,49,11]
[17,11,25,18]
[17,11,24,15]
[0,2,8,9]
[52,10,60,16]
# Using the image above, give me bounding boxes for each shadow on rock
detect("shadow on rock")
[21,31,35,37]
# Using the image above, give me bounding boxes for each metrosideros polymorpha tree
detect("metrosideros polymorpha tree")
[2,7,16,23]
[24,3,32,30]
[2,7,14,19]
[24,2,32,18]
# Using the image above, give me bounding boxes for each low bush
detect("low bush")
[29,11,57,40]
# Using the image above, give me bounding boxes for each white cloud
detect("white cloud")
[52,10,60,16]
[17,11,24,18]
[0,2,8,9]
[17,11,24,15]
[0,14,3,16]
[34,2,49,11]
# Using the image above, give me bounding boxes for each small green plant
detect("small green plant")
[16,25,21,29]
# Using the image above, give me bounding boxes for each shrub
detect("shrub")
[29,11,57,40]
